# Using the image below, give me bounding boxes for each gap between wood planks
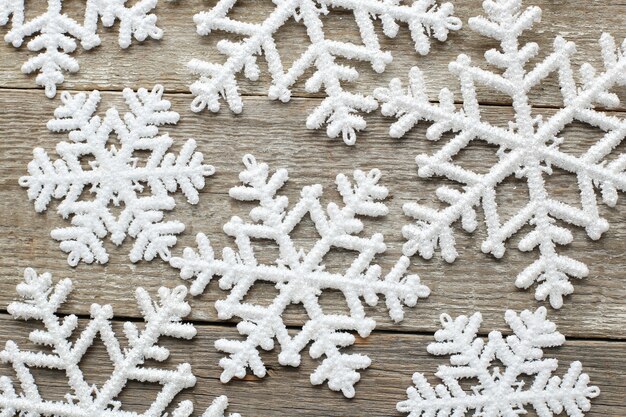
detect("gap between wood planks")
[2,85,626,116]
[0,311,624,416]
[0,307,624,345]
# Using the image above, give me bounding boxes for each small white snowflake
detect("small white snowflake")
[170,154,429,397]
[19,84,215,266]
[0,0,165,97]
[187,0,461,145]
[374,0,626,308]
[397,307,600,417]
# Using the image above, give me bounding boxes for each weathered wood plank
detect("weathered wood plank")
[0,0,624,110]
[1,89,625,338]
[0,314,624,416]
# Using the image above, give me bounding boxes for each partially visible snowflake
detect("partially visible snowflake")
[0,267,223,416]
[19,85,215,266]
[374,0,626,308]
[170,154,429,397]
[0,0,165,97]
[397,307,600,417]
[188,0,462,145]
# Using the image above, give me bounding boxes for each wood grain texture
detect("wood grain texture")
[0,0,625,415]
[1,90,625,339]
[0,0,625,109]
[0,315,624,417]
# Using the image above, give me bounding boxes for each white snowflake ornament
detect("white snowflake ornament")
[0,268,202,416]
[374,0,626,308]
[0,0,164,97]
[397,307,600,417]
[170,154,430,397]
[188,0,462,145]
[19,85,215,267]
[0,268,242,416]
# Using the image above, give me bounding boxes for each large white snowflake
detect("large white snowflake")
[170,154,430,397]
[0,0,165,98]
[374,0,626,308]
[397,307,600,417]
[0,267,242,417]
[19,85,215,267]
[187,0,462,145]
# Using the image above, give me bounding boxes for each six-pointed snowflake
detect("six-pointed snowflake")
[170,154,430,397]
[19,84,215,266]
[187,0,462,145]
[0,268,203,416]
[0,0,164,97]
[374,0,626,308]
[397,307,600,417]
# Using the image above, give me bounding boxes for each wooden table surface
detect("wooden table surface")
[0,1,624,415]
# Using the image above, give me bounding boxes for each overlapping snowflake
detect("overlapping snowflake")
[0,0,164,97]
[375,0,626,308]
[188,0,461,144]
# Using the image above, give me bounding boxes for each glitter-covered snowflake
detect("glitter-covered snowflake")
[0,268,209,416]
[374,0,626,308]
[170,154,429,397]
[188,0,462,145]
[19,85,215,266]
[0,0,164,97]
[397,307,600,417]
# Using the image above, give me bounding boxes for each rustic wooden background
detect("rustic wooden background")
[0,0,625,415]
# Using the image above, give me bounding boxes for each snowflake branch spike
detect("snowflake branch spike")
[170,154,430,397]
[397,307,600,417]
[374,0,626,308]
[201,395,242,417]
[19,85,215,266]
[187,0,461,145]
[0,0,164,97]
[0,268,203,416]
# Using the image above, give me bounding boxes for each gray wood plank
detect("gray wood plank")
[1,89,625,339]
[0,314,623,416]
[0,0,624,109]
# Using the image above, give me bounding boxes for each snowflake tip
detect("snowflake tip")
[171,399,194,417]
[336,168,389,217]
[202,395,241,417]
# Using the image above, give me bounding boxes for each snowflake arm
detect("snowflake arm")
[397,307,600,417]
[19,85,215,266]
[84,0,163,49]
[0,268,199,416]
[202,395,242,417]
[0,0,164,97]
[188,0,461,145]
[170,154,429,397]
[374,0,626,308]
